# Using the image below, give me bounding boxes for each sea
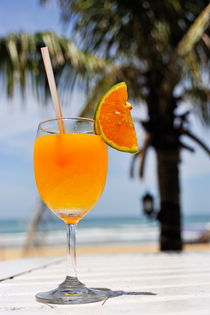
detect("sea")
[0,214,210,249]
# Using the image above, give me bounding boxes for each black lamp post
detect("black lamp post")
[142,192,155,218]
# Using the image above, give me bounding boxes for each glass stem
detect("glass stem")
[65,223,77,279]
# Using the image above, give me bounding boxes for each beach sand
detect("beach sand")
[0,243,209,261]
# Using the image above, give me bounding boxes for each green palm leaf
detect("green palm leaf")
[184,87,210,125]
[0,32,108,99]
[177,2,210,57]
[80,63,147,118]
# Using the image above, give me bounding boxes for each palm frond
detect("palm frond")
[0,32,109,99]
[79,62,147,118]
[177,2,210,57]
[181,129,210,155]
[130,133,151,179]
[184,87,210,125]
[79,70,121,118]
[182,50,201,84]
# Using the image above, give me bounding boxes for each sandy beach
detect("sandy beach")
[0,242,209,261]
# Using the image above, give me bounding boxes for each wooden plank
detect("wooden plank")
[0,257,62,281]
[1,252,210,314]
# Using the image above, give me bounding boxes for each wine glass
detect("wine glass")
[34,117,108,304]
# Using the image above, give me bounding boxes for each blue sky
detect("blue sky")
[0,0,210,221]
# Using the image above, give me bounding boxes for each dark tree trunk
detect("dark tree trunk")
[156,145,182,251]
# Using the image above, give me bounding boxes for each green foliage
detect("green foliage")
[0,1,210,125]
[0,32,108,99]
[53,0,210,125]
[178,2,210,57]
[184,87,210,125]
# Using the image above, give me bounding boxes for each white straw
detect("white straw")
[41,47,65,133]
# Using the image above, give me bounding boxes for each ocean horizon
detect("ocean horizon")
[0,213,209,249]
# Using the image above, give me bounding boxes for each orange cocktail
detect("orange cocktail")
[34,133,108,224]
[34,117,109,304]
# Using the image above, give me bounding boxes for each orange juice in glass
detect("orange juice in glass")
[34,117,108,304]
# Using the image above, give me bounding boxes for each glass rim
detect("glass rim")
[38,117,95,135]
[39,116,94,125]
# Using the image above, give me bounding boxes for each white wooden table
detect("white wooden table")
[1,252,210,314]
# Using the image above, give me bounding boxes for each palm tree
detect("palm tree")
[1,1,210,251]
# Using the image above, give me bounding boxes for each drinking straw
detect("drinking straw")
[41,47,65,133]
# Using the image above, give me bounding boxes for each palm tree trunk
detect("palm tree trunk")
[23,199,46,255]
[156,146,183,251]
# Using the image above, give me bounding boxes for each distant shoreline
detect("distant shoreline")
[0,214,209,260]
[1,214,210,250]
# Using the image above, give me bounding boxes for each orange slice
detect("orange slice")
[94,82,139,153]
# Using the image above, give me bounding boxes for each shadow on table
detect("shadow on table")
[93,288,157,305]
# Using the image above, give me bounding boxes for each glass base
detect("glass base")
[35,276,108,304]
